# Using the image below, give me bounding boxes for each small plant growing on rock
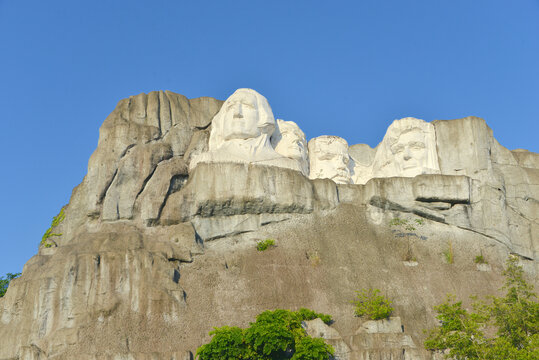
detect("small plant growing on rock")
[474,252,487,264]
[256,239,276,251]
[40,208,65,248]
[352,288,394,320]
[442,241,454,264]
[306,250,321,267]
[390,217,424,262]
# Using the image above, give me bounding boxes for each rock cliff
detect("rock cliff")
[0,89,537,360]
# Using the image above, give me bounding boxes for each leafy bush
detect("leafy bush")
[197,308,334,360]
[0,273,21,298]
[196,326,248,360]
[292,337,334,360]
[256,239,276,251]
[352,288,394,320]
[424,257,539,359]
[297,307,332,325]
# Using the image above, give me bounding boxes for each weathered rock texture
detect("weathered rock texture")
[0,90,537,360]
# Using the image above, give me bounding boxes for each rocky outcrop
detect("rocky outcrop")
[84,91,222,220]
[0,90,537,360]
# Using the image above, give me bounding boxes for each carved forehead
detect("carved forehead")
[309,136,348,154]
[277,120,305,139]
[386,117,432,145]
[225,89,258,107]
[388,118,429,133]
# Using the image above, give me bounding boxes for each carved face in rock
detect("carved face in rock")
[191,89,303,173]
[271,119,308,167]
[221,91,261,140]
[270,119,309,176]
[372,117,440,178]
[308,136,351,184]
[209,88,275,151]
[390,130,428,176]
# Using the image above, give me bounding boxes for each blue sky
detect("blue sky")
[0,1,538,276]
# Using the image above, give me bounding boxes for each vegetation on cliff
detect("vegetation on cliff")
[40,208,65,248]
[196,308,334,360]
[0,273,20,298]
[352,288,394,320]
[424,257,539,359]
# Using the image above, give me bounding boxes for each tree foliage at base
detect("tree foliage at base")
[0,273,21,298]
[196,308,335,360]
[424,257,539,359]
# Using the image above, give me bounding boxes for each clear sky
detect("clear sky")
[0,1,538,276]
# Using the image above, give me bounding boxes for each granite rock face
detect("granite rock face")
[0,89,537,360]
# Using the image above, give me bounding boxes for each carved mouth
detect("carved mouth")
[403,162,418,170]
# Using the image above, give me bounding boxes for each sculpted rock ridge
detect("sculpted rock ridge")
[0,88,537,359]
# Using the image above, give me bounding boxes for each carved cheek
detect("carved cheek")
[411,148,426,161]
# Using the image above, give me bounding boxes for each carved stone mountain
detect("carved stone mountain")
[0,89,537,360]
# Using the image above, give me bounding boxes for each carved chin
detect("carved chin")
[401,167,422,177]
[224,130,260,140]
[331,173,350,184]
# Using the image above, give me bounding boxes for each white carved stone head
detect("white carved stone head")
[190,89,304,173]
[372,117,440,178]
[308,135,351,184]
[209,88,275,151]
[271,119,309,176]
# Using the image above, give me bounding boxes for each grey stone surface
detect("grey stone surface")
[357,317,403,334]
[0,90,537,359]
[137,157,189,225]
[102,143,173,220]
[160,162,315,224]
[303,318,351,360]
[83,91,222,219]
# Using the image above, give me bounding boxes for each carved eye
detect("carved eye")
[319,154,334,160]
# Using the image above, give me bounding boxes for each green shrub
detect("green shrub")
[297,307,333,325]
[256,239,276,251]
[352,288,394,320]
[292,337,334,360]
[0,273,21,298]
[197,308,334,360]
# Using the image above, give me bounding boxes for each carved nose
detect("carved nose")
[403,149,411,160]
[233,103,243,118]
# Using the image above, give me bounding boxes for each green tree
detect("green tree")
[196,326,249,360]
[197,309,335,360]
[424,257,539,359]
[0,272,21,298]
